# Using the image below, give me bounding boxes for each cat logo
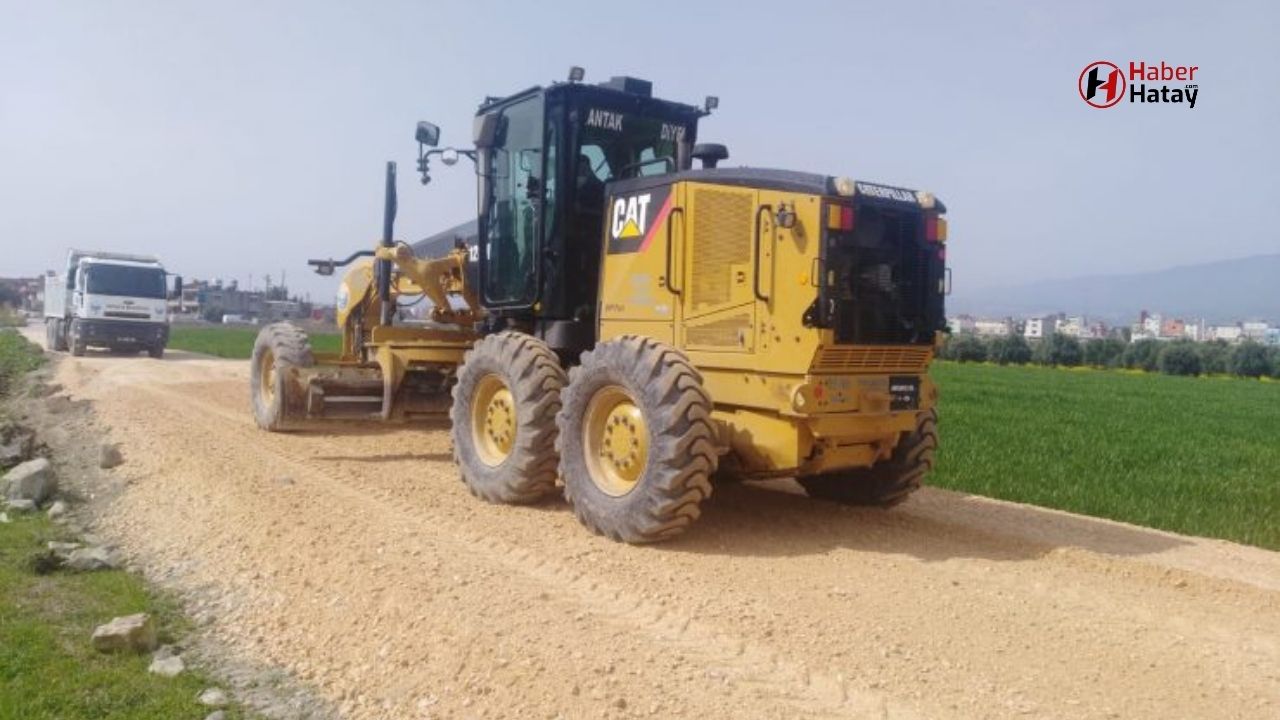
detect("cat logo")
[612,194,652,239]
[607,186,672,254]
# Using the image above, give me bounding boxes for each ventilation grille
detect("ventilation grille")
[810,345,932,373]
[685,313,752,348]
[691,189,753,312]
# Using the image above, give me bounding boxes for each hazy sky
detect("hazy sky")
[2,0,1277,302]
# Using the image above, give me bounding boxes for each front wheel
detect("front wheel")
[557,337,717,543]
[450,332,566,504]
[249,323,314,431]
[798,409,938,507]
[69,321,86,356]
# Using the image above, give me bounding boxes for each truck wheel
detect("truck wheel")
[798,409,938,508]
[451,332,565,504]
[250,323,314,431]
[557,336,717,543]
[148,344,165,359]
[69,321,86,356]
[51,319,68,352]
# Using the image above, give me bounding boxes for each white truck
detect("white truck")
[44,249,176,358]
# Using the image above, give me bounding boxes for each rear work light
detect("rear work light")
[826,204,855,231]
[925,214,948,243]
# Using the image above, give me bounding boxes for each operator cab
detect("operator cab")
[464,73,710,352]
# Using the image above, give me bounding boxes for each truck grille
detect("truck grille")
[810,345,932,374]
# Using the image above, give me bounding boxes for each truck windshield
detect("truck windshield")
[84,265,166,299]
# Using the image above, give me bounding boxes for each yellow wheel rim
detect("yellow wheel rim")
[258,348,277,408]
[472,374,516,466]
[583,385,649,496]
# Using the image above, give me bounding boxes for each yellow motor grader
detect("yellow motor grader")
[250,70,948,542]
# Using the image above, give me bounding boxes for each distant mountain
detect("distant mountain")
[950,254,1280,324]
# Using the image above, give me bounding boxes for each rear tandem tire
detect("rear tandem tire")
[450,332,566,504]
[148,344,165,359]
[557,336,718,543]
[798,408,938,508]
[249,322,314,431]
[52,319,68,352]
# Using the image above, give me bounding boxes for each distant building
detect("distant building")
[1058,316,1088,338]
[263,300,303,322]
[1024,316,1059,340]
[1210,324,1243,343]
[947,315,976,334]
[1143,313,1163,338]
[1242,321,1270,341]
[1265,328,1280,347]
[168,278,310,323]
[974,319,1011,337]
[1160,318,1186,339]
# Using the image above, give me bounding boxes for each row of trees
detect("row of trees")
[939,333,1280,379]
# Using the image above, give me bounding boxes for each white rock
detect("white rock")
[198,687,229,707]
[205,712,227,720]
[148,653,186,677]
[91,613,157,653]
[47,541,81,555]
[66,546,116,571]
[6,499,36,513]
[0,512,9,523]
[4,457,55,504]
[47,500,68,518]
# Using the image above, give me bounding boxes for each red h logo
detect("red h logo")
[1078,61,1126,108]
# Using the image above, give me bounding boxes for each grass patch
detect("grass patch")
[168,326,340,359]
[930,362,1280,549]
[0,329,44,399]
[0,513,250,719]
[0,306,27,328]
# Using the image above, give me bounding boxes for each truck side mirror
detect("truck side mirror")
[415,121,440,147]
[170,275,183,300]
[473,113,500,149]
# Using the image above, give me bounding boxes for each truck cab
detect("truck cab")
[44,250,173,358]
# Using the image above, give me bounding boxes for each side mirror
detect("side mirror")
[473,113,500,149]
[170,275,183,300]
[415,121,440,147]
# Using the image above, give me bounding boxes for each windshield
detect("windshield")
[83,265,166,299]
[575,110,689,186]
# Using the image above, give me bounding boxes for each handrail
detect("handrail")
[665,207,685,295]
[753,204,773,303]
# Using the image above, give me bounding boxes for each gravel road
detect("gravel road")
[28,330,1280,719]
